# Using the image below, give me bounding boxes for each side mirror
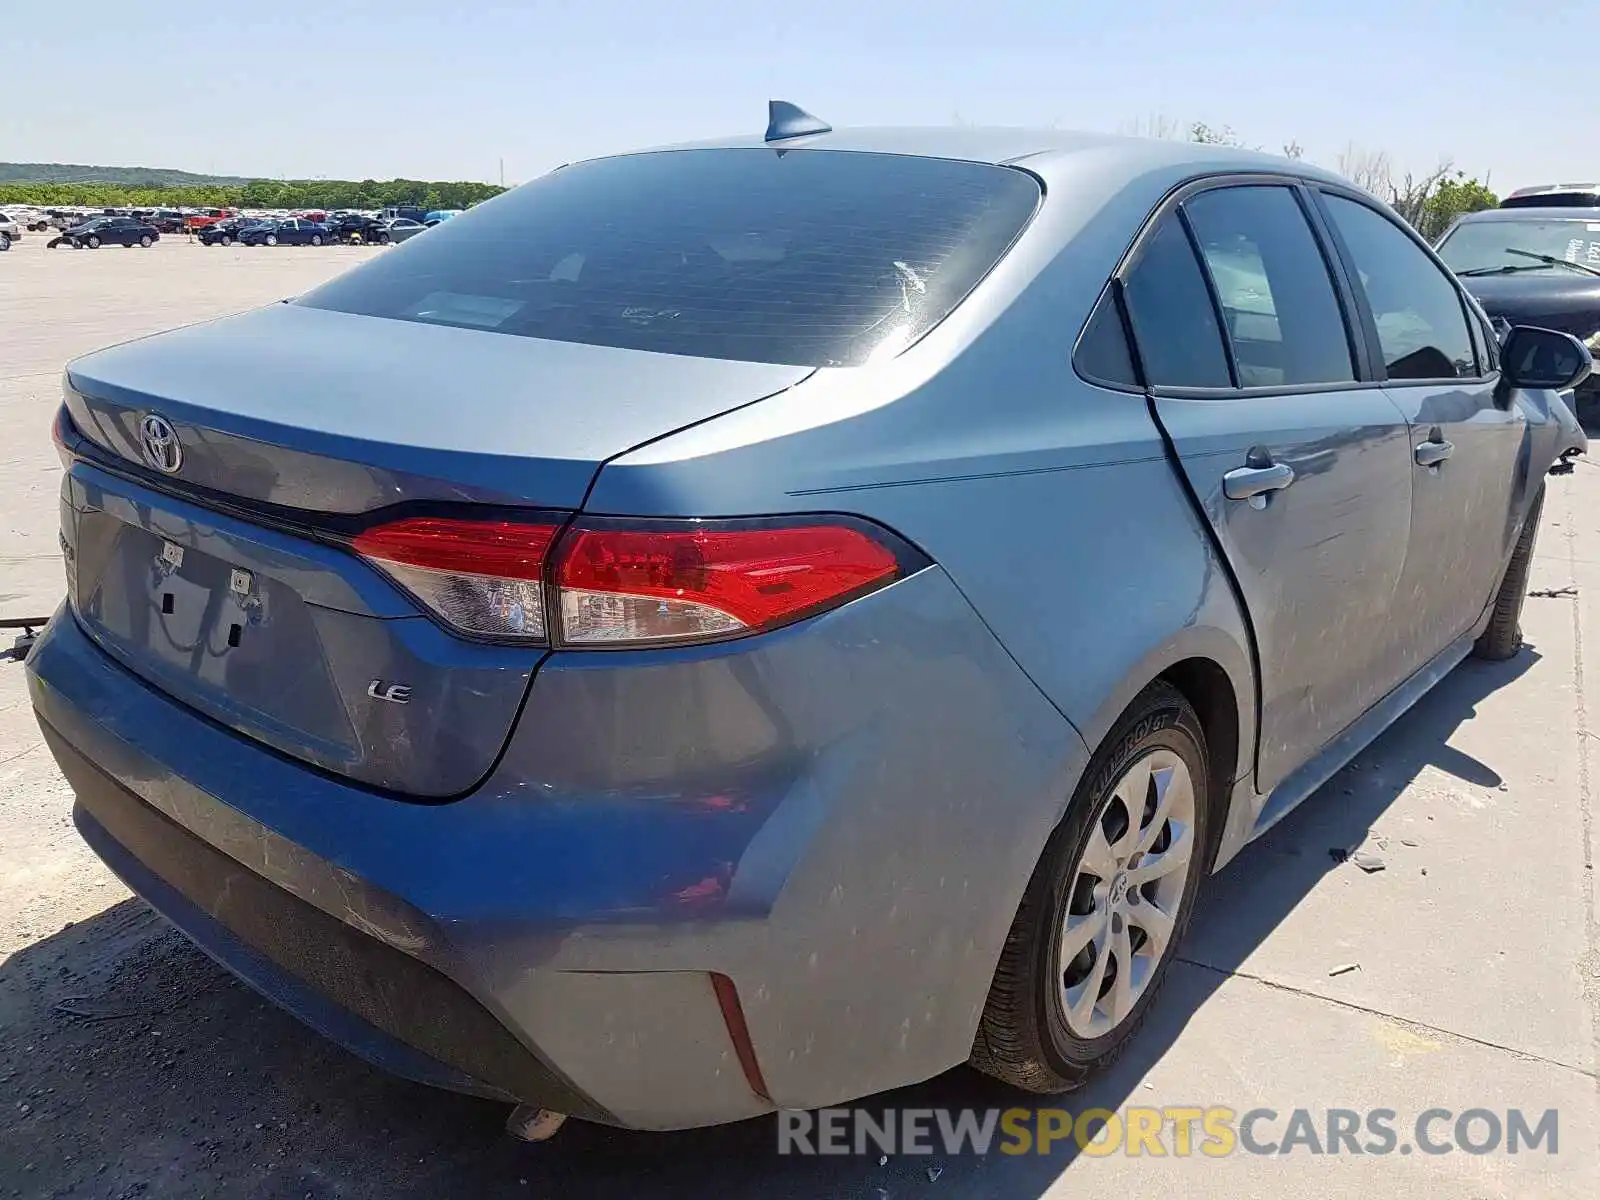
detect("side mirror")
[1501,325,1593,392]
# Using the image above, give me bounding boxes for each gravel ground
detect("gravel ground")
[1,229,1596,1199]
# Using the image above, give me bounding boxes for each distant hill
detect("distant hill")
[0,163,255,187]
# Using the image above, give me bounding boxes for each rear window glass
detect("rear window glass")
[296,148,1041,367]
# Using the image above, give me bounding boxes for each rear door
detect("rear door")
[1127,181,1416,793]
[1315,190,1526,677]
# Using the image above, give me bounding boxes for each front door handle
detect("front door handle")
[1415,437,1454,468]
[1223,462,1296,504]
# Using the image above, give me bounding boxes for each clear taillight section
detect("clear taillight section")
[352,517,559,640]
[350,514,911,648]
[555,523,902,645]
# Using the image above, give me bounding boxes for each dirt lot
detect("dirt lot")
[1,230,1597,1199]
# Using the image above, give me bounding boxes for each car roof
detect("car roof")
[1454,206,1600,223]
[617,125,1352,190]
[1505,183,1600,198]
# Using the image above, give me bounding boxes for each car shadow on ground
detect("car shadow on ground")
[0,649,1536,1200]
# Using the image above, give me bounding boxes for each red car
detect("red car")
[183,208,237,232]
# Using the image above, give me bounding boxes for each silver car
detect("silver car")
[29,106,1591,1134]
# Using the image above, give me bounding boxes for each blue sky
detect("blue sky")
[1,1,1580,191]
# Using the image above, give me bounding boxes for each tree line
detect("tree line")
[0,177,506,211]
[2,130,1502,238]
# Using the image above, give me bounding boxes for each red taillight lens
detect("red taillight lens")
[554,522,902,646]
[352,517,559,640]
[352,515,911,647]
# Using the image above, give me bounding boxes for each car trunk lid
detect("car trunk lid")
[61,303,811,796]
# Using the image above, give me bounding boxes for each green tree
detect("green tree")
[1420,174,1498,241]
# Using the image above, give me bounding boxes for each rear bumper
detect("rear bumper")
[28,568,1085,1129]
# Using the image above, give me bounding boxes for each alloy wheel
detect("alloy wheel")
[1058,748,1196,1039]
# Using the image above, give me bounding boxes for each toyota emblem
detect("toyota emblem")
[139,413,182,474]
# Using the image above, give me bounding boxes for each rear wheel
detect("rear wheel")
[1473,485,1546,661]
[219,235,231,247]
[264,234,278,247]
[139,234,152,247]
[310,234,323,246]
[971,682,1210,1093]
[0,232,10,252]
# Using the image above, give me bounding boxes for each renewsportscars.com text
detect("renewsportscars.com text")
[777,1106,1559,1157]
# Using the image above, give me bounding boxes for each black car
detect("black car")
[329,213,386,244]
[237,217,334,247]
[1437,207,1600,419]
[62,216,161,248]
[197,218,250,247]
[149,210,187,234]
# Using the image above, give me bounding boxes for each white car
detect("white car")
[0,212,21,249]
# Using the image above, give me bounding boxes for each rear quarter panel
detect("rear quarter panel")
[587,154,1258,816]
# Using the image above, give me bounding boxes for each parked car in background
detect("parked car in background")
[1436,206,1600,420]
[380,217,427,243]
[31,113,1590,1136]
[1499,184,1600,210]
[184,208,236,233]
[381,204,428,224]
[330,213,386,244]
[424,209,463,226]
[150,210,187,234]
[238,218,333,247]
[197,218,249,247]
[61,216,160,248]
[0,211,20,250]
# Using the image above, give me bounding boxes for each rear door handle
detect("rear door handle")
[1415,438,1454,467]
[1223,462,1296,503]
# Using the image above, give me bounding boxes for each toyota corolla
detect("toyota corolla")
[27,104,1590,1134]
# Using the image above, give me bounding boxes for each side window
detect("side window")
[1322,195,1476,381]
[1183,186,1355,387]
[1121,217,1232,388]
[1074,286,1139,388]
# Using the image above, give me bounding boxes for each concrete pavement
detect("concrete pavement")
[0,232,1595,1198]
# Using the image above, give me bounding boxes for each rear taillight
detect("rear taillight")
[52,405,74,468]
[555,521,902,646]
[352,517,560,640]
[350,515,913,648]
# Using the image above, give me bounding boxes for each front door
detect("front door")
[1124,184,1416,793]
[1316,192,1526,676]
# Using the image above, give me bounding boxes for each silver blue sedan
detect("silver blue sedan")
[29,103,1589,1134]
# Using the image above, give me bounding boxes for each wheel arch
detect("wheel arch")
[1158,655,1241,873]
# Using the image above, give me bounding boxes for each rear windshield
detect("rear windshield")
[296,148,1041,366]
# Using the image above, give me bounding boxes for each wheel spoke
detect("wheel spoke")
[1112,756,1153,857]
[1127,897,1175,959]
[1069,926,1113,1027]
[1137,764,1191,854]
[1060,904,1108,961]
[1126,820,1194,885]
[1080,824,1118,880]
[1108,922,1135,1023]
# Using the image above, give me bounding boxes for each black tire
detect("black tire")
[970,681,1211,1093]
[264,234,278,247]
[139,235,152,248]
[219,235,231,247]
[1473,486,1546,661]
[0,233,10,252]
[378,232,392,245]
[310,234,322,246]
[87,235,101,249]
